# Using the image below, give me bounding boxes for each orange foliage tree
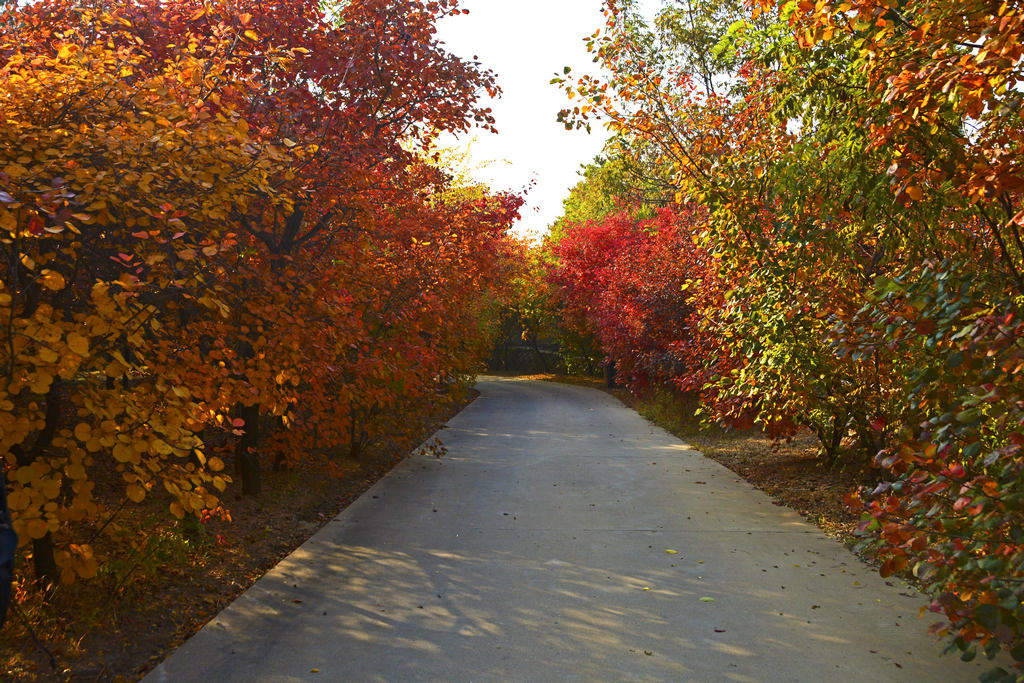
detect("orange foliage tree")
[1,0,520,591]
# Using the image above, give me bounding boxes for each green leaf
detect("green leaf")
[955,408,981,423]
[978,667,1010,683]
[974,604,1000,631]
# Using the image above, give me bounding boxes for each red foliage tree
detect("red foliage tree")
[551,205,725,398]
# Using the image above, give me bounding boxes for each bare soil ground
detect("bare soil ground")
[1,391,477,682]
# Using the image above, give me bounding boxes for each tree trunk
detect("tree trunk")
[348,416,365,460]
[32,533,58,593]
[235,404,261,495]
[529,332,549,372]
[9,382,62,593]
[604,361,616,388]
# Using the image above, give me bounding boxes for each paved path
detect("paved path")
[147,377,988,682]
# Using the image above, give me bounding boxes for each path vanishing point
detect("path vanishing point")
[146,377,993,682]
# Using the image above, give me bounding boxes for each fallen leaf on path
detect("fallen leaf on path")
[700,597,715,602]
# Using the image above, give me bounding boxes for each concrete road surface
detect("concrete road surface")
[146,377,993,682]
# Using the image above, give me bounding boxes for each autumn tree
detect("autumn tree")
[552,0,1024,665]
[1,0,521,593]
[0,7,282,586]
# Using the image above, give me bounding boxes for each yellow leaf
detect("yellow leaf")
[40,270,65,291]
[665,549,678,555]
[41,477,60,499]
[105,360,123,378]
[26,518,50,539]
[29,368,54,394]
[13,467,35,485]
[244,29,259,41]
[73,422,91,442]
[283,138,297,147]
[112,442,134,463]
[57,43,79,60]
[208,456,225,472]
[75,555,98,579]
[7,489,30,511]
[67,333,89,356]
[126,484,146,503]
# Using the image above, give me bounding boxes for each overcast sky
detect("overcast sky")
[434,1,614,240]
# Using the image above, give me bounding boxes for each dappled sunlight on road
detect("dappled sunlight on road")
[148,377,992,682]
[191,528,907,682]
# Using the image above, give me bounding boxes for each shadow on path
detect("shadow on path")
[146,378,989,682]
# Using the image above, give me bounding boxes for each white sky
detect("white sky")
[434,1,613,240]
